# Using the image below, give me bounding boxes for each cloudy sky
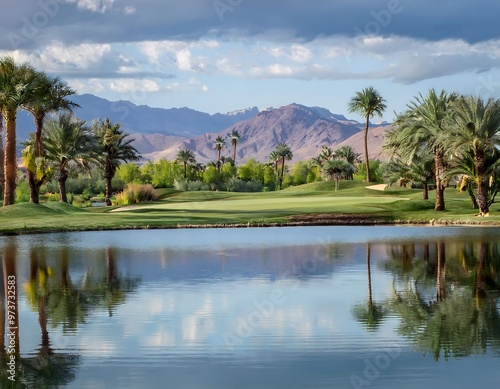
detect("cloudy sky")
[1,0,500,122]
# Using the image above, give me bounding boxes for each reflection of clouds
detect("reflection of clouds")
[145,328,176,348]
[79,337,116,357]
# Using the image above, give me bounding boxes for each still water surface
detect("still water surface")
[1,226,500,388]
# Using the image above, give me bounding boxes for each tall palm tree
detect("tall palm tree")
[43,113,96,203]
[93,118,140,206]
[322,159,356,191]
[348,86,386,182]
[384,90,457,211]
[269,150,280,173]
[443,96,500,216]
[275,143,293,189]
[213,136,225,172]
[228,130,242,163]
[0,56,36,206]
[176,148,196,178]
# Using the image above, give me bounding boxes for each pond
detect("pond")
[1,226,500,388]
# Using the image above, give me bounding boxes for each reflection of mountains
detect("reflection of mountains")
[383,241,500,361]
[0,241,141,388]
[102,244,385,283]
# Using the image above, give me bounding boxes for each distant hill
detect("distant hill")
[142,103,390,163]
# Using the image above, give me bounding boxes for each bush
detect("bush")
[226,178,263,192]
[187,181,210,191]
[174,179,189,191]
[114,184,158,205]
[15,180,30,203]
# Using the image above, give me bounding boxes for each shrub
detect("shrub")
[174,179,189,191]
[114,184,158,205]
[187,181,210,191]
[15,180,30,203]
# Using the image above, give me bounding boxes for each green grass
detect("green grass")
[2,181,500,235]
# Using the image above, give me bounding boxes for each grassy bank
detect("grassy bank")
[1,181,500,235]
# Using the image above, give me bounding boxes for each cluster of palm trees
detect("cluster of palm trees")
[384,90,500,216]
[0,56,139,207]
[308,145,361,190]
[268,143,293,189]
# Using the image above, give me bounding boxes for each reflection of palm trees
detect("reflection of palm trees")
[352,243,386,330]
[387,241,500,361]
[23,247,80,388]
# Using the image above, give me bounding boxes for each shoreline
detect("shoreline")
[2,214,500,236]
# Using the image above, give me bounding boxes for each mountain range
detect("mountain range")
[14,94,391,163]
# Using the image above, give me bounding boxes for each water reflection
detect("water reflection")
[352,243,387,330]
[0,228,499,388]
[0,239,141,388]
[384,240,500,361]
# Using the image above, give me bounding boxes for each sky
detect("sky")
[1,0,500,122]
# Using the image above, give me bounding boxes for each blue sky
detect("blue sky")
[1,0,500,122]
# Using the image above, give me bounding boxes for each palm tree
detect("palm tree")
[176,148,196,178]
[21,72,78,158]
[320,145,335,162]
[275,143,293,189]
[43,113,96,203]
[0,56,36,206]
[228,130,242,163]
[334,145,360,179]
[269,150,280,173]
[443,96,500,216]
[348,86,387,182]
[93,118,140,206]
[213,136,225,172]
[322,159,356,191]
[21,137,53,204]
[384,90,457,211]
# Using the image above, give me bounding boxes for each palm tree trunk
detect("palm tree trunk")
[335,177,339,191]
[34,113,45,158]
[475,158,489,216]
[28,169,40,204]
[364,114,371,183]
[58,167,68,203]
[217,149,222,172]
[280,158,285,189]
[233,144,237,162]
[434,151,445,211]
[422,181,428,200]
[3,110,17,206]
[105,173,112,206]
[183,162,187,178]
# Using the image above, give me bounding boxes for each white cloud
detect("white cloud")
[110,79,160,93]
[123,5,136,15]
[176,49,192,71]
[65,0,115,13]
